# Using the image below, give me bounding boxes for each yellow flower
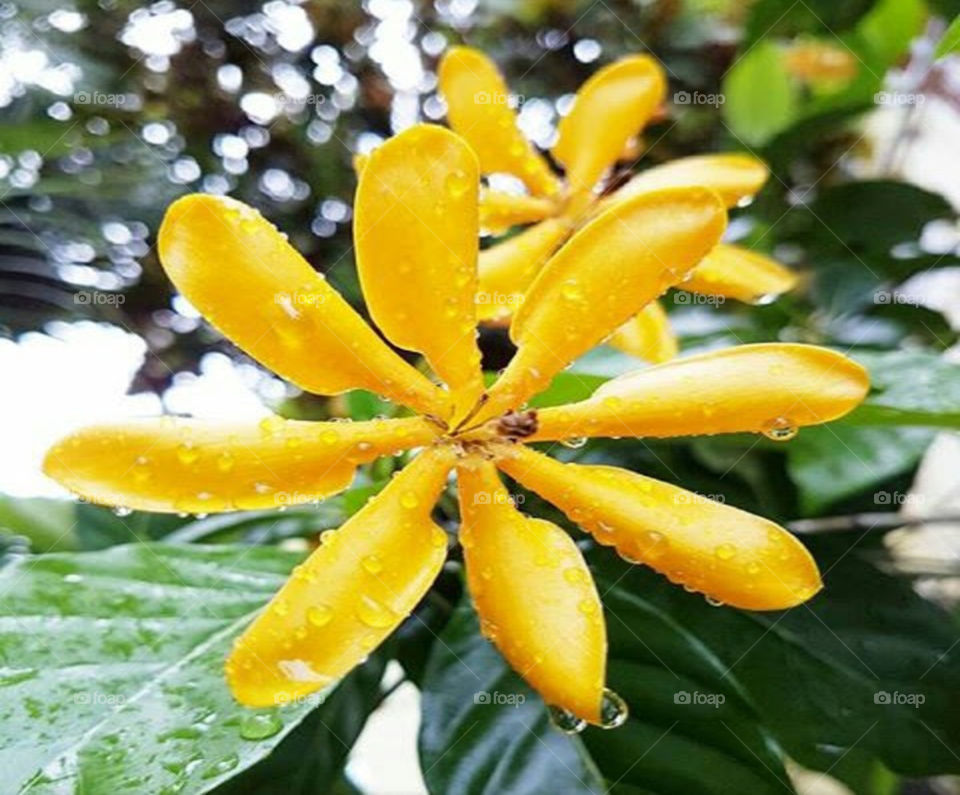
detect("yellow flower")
[438,46,798,362]
[43,124,869,727]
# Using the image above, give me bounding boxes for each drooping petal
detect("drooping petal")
[530,344,869,442]
[158,194,448,418]
[228,446,453,707]
[354,125,484,418]
[683,243,797,303]
[43,416,438,514]
[457,458,605,722]
[476,218,572,324]
[438,47,560,197]
[479,190,557,232]
[552,55,666,192]
[497,446,821,610]
[602,153,769,210]
[607,301,678,363]
[482,188,726,417]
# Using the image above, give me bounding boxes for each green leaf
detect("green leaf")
[935,14,960,58]
[850,350,960,427]
[786,424,934,513]
[0,543,335,794]
[0,496,76,552]
[722,41,798,145]
[588,543,960,780]
[419,602,792,794]
[419,604,607,795]
[857,0,926,65]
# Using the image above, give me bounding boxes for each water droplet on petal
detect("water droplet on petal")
[714,543,736,561]
[112,506,133,517]
[355,595,397,628]
[548,705,587,734]
[599,688,629,729]
[400,491,420,510]
[762,417,798,441]
[705,595,725,607]
[362,554,383,575]
[560,436,587,449]
[307,604,333,627]
[239,712,282,740]
[216,452,235,472]
[177,443,199,466]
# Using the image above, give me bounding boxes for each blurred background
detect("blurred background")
[4,0,960,793]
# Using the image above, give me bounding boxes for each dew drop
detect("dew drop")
[560,436,587,449]
[239,712,282,741]
[762,417,798,441]
[216,452,235,473]
[705,595,725,607]
[445,168,471,198]
[177,443,199,466]
[577,598,598,616]
[714,543,736,561]
[112,506,133,517]
[599,688,629,729]
[362,554,383,575]
[548,705,587,734]
[400,491,420,510]
[355,595,397,628]
[307,604,333,627]
[563,566,588,585]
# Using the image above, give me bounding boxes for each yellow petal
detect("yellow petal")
[607,301,678,363]
[354,125,484,418]
[601,153,769,213]
[458,458,605,722]
[438,46,560,197]
[43,416,438,514]
[227,446,453,707]
[479,190,557,233]
[497,445,822,610]
[483,188,727,417]
[553,55,666,192]
[158,194,447,418]
[531,343,869,442]
[683,243,797,303]
[477,218,572,324]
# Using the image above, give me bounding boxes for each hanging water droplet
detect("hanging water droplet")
[705,595,725,607]
[762,417,798,442]
[560,436,587,449]
[239,712,283,740]
[112,506,133,517]
[598,688,629,729]
[548,705,587,734]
